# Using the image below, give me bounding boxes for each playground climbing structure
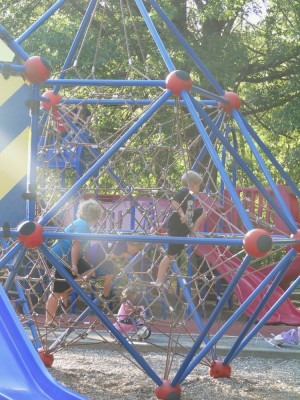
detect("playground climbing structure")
[0,1,300,399]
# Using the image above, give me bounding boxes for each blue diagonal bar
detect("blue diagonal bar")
[135,0,175,71]
[182,91,253,231]
[147,0,224,94]
[233,110,297,233]
[223,249,297,364]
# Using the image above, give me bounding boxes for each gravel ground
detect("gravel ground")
[50,347,300,400]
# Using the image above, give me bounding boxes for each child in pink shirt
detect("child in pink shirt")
[113,287,145,335]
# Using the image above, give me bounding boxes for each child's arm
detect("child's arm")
[71,240,81,274]
[123,301,143,316]
[191,208,207,233]
[121,301,136,316]
[111,251,130,260]
[110,242,131,260]
[171,199,187,224]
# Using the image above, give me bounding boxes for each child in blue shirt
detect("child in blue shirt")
[45,199,102,327]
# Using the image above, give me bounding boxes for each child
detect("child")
[45,199,102,327]
[110,241,145,261]
[113,286,145,335]
[151,170,207,287]
[86,241,145,300]
[86,241,117,301]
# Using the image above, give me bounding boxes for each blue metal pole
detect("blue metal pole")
[183,91,253,231]
[3,247,27,294]
[171,254,252,386]
[16,0,69,44]
[46,79,166,87]
[193,100,298,231]
[185,247,194,319]
[14,282,42,350]
[61,113,155,227]
[191,111,223,171]
[172,261,211,344]
[26,84,40,221]
[225,251,300,363]
[135,0,175,71]
[55,0,98,87]
[39,90,172,225]
[41,244,163,386]
[0,26,29,60]
[233,110,297,233]
[42,231,243,247]
[0,63,25,75]
[3,247,42,349]
[191,86,229,103]
[241,115,300,198]
[176,250,297,383]
[61,98,217,106]
[48,298,101,352]
[147,0,224,94]
[0,243,23,269]
[219,126,237,231]
[223,249,297,364]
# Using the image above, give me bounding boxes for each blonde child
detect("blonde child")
[45,199,102,327]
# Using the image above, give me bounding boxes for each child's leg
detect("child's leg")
[103,273,114,297]
[151,243,183,286]
[154,254,173,284]
[45,291,63,323]
[45,288,70,324]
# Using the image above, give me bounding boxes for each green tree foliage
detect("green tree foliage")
[1,0,299,185]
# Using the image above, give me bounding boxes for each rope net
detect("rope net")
[2,92,297,379]
[1,0,299,390]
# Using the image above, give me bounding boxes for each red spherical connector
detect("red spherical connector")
[290,230,300,253]
[243,228,272,258]
[41,90,62,110]
[218,91,241,114]
[209,360,231,378]
[18,221,44,248]
[22,56,51,84]
[166,70,192,97]
[155,380,182,400]
[38,349,54,368]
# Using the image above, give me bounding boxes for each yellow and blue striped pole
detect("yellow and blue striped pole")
[0,42,31,228]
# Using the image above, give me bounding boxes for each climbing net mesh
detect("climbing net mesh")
[3,94,292,375]
[1,0,299,383]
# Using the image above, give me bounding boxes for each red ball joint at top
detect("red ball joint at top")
[243,228,272,258]
[18,221,44,248]
[219,91,241,114]
[22,56,51,84]
[165,70,192,97]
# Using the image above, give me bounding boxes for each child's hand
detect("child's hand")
[180,214,187,224]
